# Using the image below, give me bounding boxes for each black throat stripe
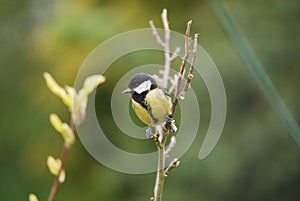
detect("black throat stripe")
[131,84,157,109]
[131,90,159,124]
[132,91,147,109]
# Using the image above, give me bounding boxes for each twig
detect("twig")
[180,33,199,99]
[47,121,75,201]
[153,134,168,201]
[150,9,172,201]
[168,74,178,95]
[169,20,192,119]
[164,158,180,176]
[150,9,180,89]
[151,9,197,201]
[170,47,180,62]
[165,136,176,158]
[161,9,171,89]
[149,20,164,47]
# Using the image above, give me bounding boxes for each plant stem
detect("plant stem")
[47,144,69,201]
[47,121,74,201]
[161,9,171,89]
[154,135,167,201]
[150,9,195,201]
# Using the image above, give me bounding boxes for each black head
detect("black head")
[123,73,157,94]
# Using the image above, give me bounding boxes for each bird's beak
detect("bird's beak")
[122,88,132,94]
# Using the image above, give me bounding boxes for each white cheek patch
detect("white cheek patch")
[133,80,152,94]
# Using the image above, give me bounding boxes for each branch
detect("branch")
[170,47,180,62]
[150,9,197,201]
[161,8,171,89]
[149,20,164,47]
[165,136,176,158]
[169,20,192,119]
[150,9,180,89]
[167,74,178,95]
[153,134,167,201]
[164,158,180,176]
[180,33,199,99]
[47,121,75,201]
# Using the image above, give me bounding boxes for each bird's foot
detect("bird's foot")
[146,127,154,138]
[165,116,177,133]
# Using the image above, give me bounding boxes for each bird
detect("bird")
[123,73,172,136]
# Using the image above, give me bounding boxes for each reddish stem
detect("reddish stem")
[47,144,69,201]
[47,120,74,201]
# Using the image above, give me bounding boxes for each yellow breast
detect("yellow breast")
[131,98,152,125]
[131,89,172,126]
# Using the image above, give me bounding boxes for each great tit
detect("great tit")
[123,73,172,127]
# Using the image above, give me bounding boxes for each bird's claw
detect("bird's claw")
[165,116,177,133]
[146,127,154,138]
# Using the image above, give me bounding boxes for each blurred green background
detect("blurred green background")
[1,0,299,200]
